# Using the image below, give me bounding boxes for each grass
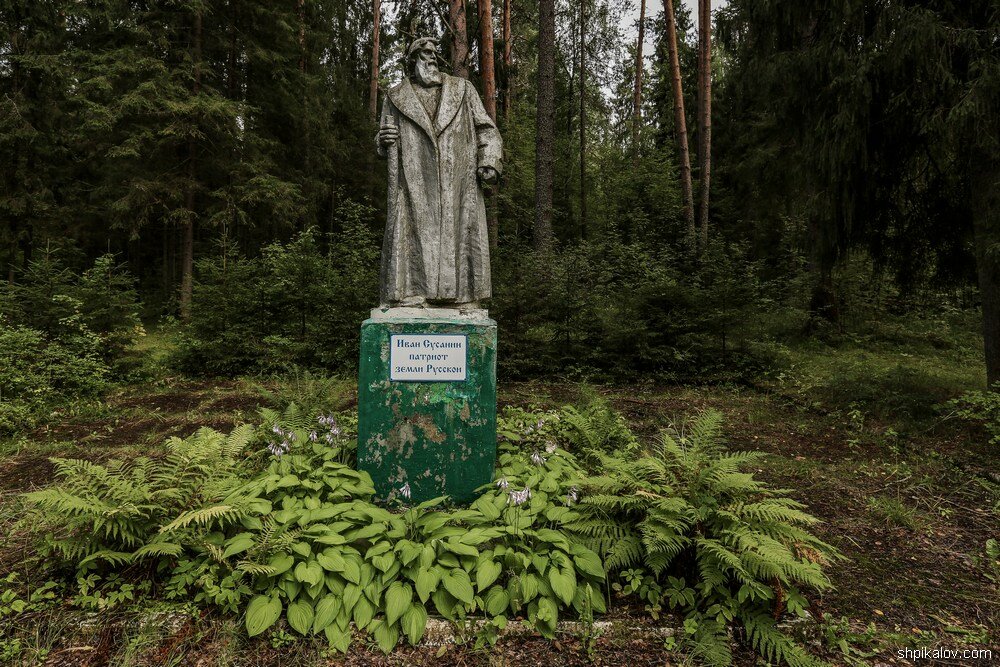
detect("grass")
[0,315,996,665]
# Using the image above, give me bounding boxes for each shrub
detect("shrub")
[944,385,1000,445]
[174,217,379,376]
[490,239,782,383]
[1,251,142,366]
[0,319,108,433]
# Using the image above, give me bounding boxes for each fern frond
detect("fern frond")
[744,613,826,667]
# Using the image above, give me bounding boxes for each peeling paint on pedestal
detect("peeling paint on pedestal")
[356,316,497,505]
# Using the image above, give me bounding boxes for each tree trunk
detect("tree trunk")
[578,0,587,240]
[502,0,512,118]
[180,9,202,322]
[971,156,1000,389]
[478,0,498,249]
[697,0,712,250]
[631,0,646,167]
[449,0,469,78]
[533,0,555,249]
[369,0,381,123]
[665,0,695,241]
[478,0,496,118]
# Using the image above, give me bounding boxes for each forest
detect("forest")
[0,0,998,665]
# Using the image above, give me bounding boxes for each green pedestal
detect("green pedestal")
[356,310,497,505]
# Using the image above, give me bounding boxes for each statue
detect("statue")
[375,37,502,309]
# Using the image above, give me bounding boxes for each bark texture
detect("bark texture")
[632,0,646,166]
[533,0,555,249]
[697,0,711,250]
[369,0,380,123]
[665,0,695,239]
[449,0,469,78]
[971,155,1000,389]
[180,9,202,322]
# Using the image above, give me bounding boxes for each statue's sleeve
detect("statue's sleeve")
[467,81,503,175]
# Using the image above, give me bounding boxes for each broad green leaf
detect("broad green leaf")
[324,623,351,653]
[444,539,479,558]
[280,578,302,601]
[371,554,396,572]
[287,599,314,635]
[353,595,376,629]
[342,558,361,584]
[520,573,539,602]
[415,567,439,602]
[267,553,294,576]
[317,550,346,572]
[549,568,576,606]
[372,619,400,654]
[432,587,458,619]
[572,549,605,579]
[401,602,428,645]
[536,596,558,634]
[245,594,281,637]
[442,569,474,604]
[343,583,362,613]
[295,561,323,586]
[312,595,341,633]
[484,586,509,616]
[476,559,502,591]
[385,582,413,626]
[365,542,392,558]
[222,533,254,559]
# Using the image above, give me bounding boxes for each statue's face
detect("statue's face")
[412,46,443,87]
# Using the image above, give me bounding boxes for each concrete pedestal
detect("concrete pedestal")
[356,308,497,504]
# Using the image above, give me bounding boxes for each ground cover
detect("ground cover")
[0,332,996,666]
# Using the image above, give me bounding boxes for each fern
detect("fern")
[578,409,838,667]
[24,426,256,572]
[744,613,824,667]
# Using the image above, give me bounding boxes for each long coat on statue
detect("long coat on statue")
[376,75,502,305]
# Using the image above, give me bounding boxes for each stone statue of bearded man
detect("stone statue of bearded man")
[375,37,502,308]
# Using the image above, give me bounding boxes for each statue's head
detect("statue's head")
[407,37,443,87]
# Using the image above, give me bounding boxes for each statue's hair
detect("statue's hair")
[406,37,438,61]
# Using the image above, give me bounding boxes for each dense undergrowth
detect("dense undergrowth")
[15,401,837,666]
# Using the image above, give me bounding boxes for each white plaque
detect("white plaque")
[389,334,467,382]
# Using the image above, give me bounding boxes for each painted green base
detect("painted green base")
[356,314,497,505]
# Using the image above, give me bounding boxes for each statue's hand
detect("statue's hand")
[477,166,499,185]
[377,123,399,148]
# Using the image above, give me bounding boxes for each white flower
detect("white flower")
[531,451,546,466]
[544,440,557,453]
[267,440,290,457]
[309,430,318,442]
[400,482,412,500]
[566,486,580,506]
[507,486,531,506]
[496,476,509,490]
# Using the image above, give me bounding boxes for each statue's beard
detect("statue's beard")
[413,61,443,87]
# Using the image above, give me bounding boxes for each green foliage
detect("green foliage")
[174,222,378,375]
[558,395,640,465]
[491,241,783,382]
[1,252,142,365]
[945,385,1000,445]
[0,320,108,433]
[576,410,837,667]
[25,407,606,654]
[24,426,257,568]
